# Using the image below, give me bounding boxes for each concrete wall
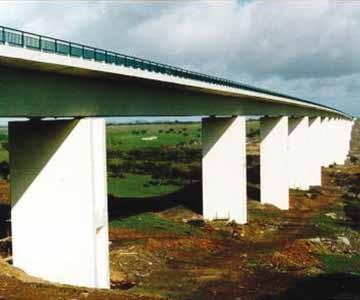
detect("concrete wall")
[9,118,109,288]
[202,117,247,224]
[260,116,289,210]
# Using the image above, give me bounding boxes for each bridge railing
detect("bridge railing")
[0,25,269,90]
[0,26,229,85]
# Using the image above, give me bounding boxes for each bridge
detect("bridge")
[0,26,354,289]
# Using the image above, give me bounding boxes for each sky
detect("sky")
[0,0,359,120]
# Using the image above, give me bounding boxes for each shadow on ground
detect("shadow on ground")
[109,155,261,220]
[109,181,261,220]
[108,182,203,220]
[0,204,10,238]
[261,273,360,300]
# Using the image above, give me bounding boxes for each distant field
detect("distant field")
[107,120,259,198]
[0,120,260,197]
[107,120,259,150]
[107,122,201,151]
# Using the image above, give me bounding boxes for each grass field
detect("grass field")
[106,120,259,198]
[107,122,201,151]
[107,120,259,150]
[108,174,181,198]
[0,120,260,197]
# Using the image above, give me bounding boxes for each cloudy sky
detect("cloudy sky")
[0,0,359,117]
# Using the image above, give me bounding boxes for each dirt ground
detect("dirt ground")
[0,163,358,300]
[0,121,359,300]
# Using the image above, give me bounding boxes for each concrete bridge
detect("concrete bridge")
[0,26,354,289]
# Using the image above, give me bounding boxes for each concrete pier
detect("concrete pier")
[260,116,289,210]
[202,116,247,224]
[308,117,322,186]
[9,118,109,288]
[288,117,309,190]
[320,117,331,167]
[337,119,347,165]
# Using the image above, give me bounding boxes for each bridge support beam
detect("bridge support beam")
[260,116,289,210]
[308,117,322,186]
[202,116,247,224]
[9,118,109,288]
[288,116,309,190]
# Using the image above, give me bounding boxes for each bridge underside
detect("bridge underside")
[0,65,345,118]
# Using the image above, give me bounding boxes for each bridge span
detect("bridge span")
[0,26,355,289]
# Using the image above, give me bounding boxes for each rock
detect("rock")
[308,237,322,243]
[346,192,357,199]
[337,236,351,246]
[110,270,127,283]
[306,193,313,199]
[325,212,338,219]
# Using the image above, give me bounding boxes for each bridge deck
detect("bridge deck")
[0,26,352,119]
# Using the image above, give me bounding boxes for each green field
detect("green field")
[107,120,259,150]
[107,120,258,198]
[107,122,201,151]
[108,174,181,198]
[0,120,260,197]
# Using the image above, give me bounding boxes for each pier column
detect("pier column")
[202,116,247,224]
[9,118,109,288]
[333,118,344,165]
[308,117,322,186]
[288,116,310,190]
[260,116,289,210]
[345,120,354,161]
[338,119,350,165]
[320,117,331,167]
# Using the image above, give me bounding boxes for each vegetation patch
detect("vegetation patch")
[110,213,202,236]
[310,204,347,236]
[249,204,283,223]
[108,174,181,198]
[317,254,360,274]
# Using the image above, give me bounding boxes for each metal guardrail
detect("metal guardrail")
[0,25,352,118]
[0,26,228,84]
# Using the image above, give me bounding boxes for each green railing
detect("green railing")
[0,26,272,90]
[0,25,351,117]
[0,26,225,85]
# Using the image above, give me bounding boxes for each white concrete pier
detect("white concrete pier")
[202,116,247,224]
[288,117,310,190]
[328,118,340,165]
[320,117,331,167]
[308,117,322,186]
[260,116,289,210]
[336,119,348,165]
[9,118,109,289]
